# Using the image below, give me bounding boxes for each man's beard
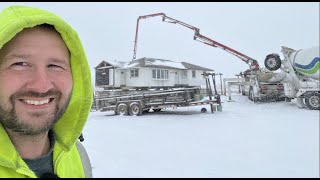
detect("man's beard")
[0,89,71,135]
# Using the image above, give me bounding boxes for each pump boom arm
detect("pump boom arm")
[132,13,260,70]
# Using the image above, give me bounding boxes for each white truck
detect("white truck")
[239,68,286,102]
[264,46,319,110]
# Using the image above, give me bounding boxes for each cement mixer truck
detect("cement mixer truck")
[264,46,320,110]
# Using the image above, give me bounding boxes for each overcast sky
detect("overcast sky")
[1,2,319,86]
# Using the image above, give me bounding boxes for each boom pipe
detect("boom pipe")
[132,13,260,70]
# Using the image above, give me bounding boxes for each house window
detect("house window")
[192,70,196,78]
[130,69,139,78]
[152,69,156,78]
[182,70,187,79]
[152,69,169,79]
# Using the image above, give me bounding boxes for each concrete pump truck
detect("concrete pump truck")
[132,13,286,102]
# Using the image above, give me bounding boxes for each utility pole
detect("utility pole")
[218,73,223,95]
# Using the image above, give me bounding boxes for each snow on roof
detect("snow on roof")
[99,57,211,70]
[123,61,140,68]
[112,60,128,68]
[145,58,187,69]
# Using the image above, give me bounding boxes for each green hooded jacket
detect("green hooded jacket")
[0,5,93,178]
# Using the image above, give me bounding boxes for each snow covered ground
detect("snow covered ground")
[82,94,319,178]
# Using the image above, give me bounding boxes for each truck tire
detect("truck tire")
[242,89,246,96]
[248,87,253,101]
[129,102,142,116]
[285,97,292,102]
[297,97,308,109]
[249,87,258,102]
[265,54,281,71]
[241,85,246,96]
[305,92,320,110]
[116,103,128,115]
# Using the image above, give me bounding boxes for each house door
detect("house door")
[96,68,109,86]
[174,71,179,85]
[120,71,126,86]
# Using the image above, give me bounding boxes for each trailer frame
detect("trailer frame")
[94,87,221,116]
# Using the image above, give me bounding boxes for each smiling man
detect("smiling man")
[0,25,72,137]
[0,6,93,178]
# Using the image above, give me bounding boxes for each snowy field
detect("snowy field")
[82,94,319,178]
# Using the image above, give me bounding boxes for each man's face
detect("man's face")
[0,26,72,135]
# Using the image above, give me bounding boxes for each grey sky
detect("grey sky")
[1,2,319,87]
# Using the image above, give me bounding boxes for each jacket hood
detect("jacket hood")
[0,6,93,151]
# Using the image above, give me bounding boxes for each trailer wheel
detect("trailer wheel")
[116,103,128,115]
[305,92,320,110]
[129,102,142,116]
[201,108,207,113]
[265,54,281,71]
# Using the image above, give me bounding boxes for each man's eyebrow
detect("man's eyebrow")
[2,54,69,65]
[49,58,70,66]
[0,54,30,65]
[4,54,31,61]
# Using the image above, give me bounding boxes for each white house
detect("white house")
[95,57,214,89]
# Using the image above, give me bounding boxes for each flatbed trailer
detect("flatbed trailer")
[94,87,221,116]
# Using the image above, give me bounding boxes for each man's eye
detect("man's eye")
[48,64,65,71]
[12,62,27,66]
[10,62,28,70]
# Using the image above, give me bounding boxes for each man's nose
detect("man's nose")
[26,68,54,93]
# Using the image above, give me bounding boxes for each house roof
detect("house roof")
[125,57,186,69]
[125,57,214,71]
[181,61,214,71]
[95,60,127,69]
[95,57,214,71]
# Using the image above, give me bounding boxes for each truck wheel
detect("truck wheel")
[248,87,253,101]
[265,54,281,71]
[116,103,128,115]
[249,88,258,102]
[242,89,246,96]
[305,92,320,110]
[129,102,142,116]
[296,97,308,109]
[285,97,292,102]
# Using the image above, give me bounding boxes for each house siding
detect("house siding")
[187,70,207,87]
